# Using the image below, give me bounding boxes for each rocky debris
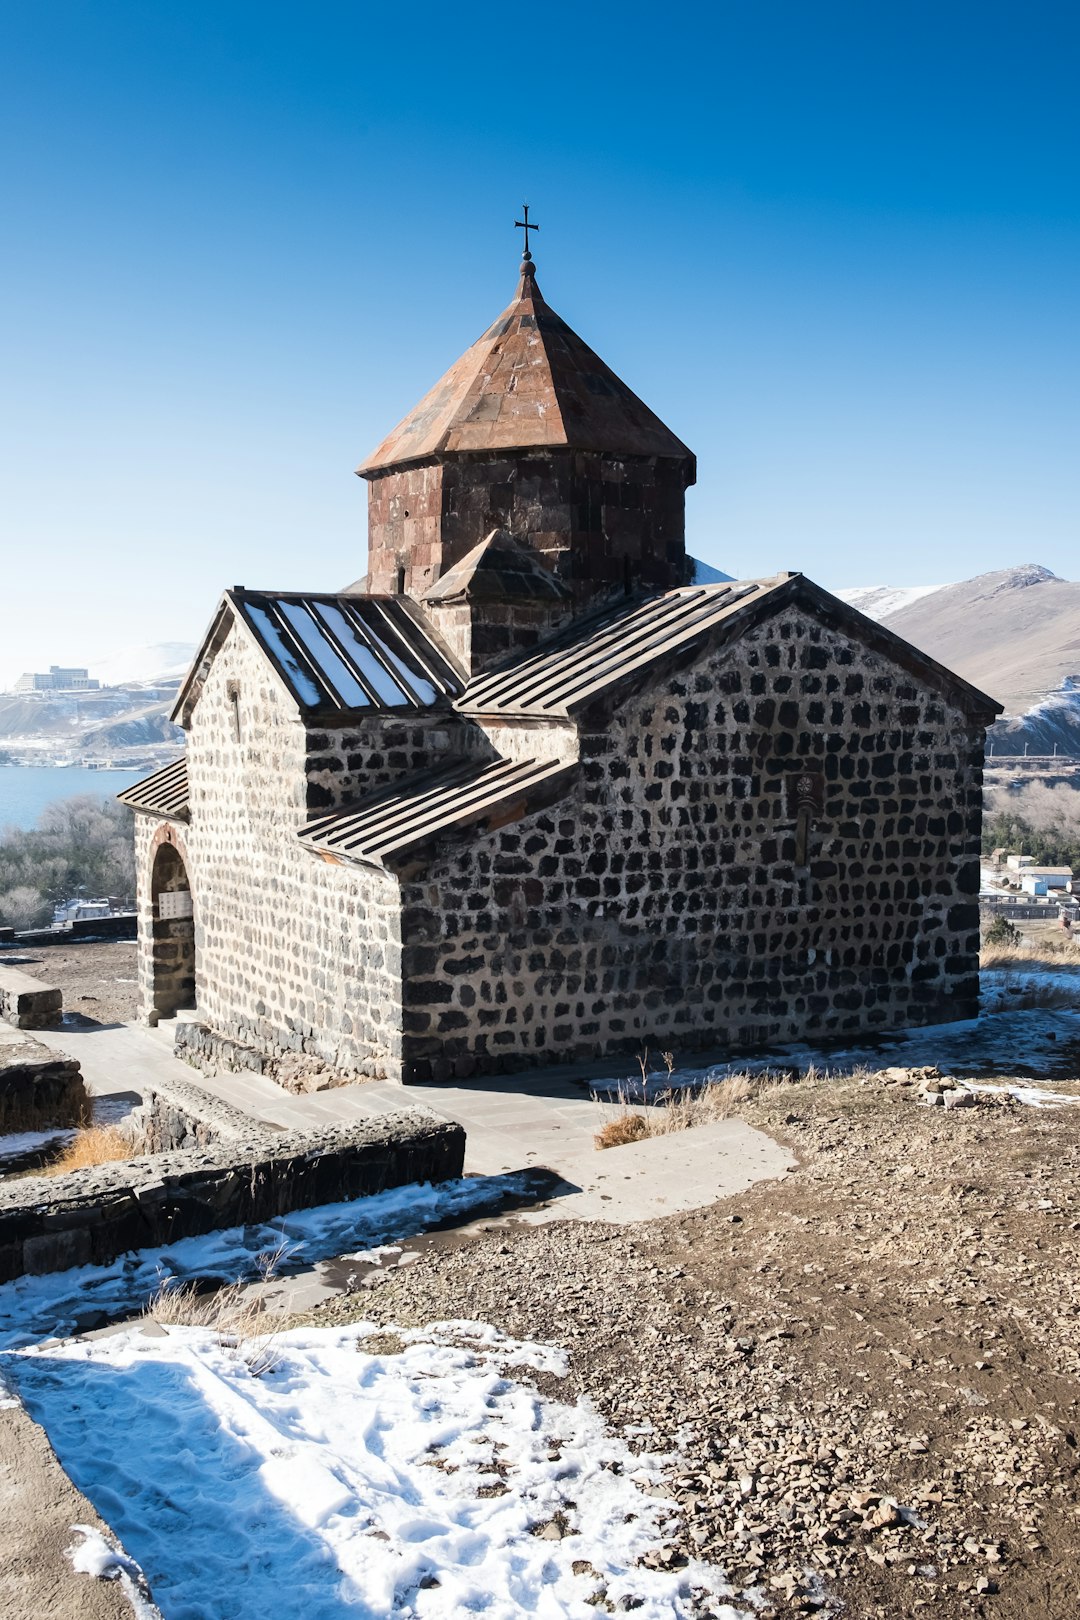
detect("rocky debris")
[876,1065,1017,1112]
[310,1070,1080,1618]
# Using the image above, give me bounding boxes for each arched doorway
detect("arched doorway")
[149,841,196,1018]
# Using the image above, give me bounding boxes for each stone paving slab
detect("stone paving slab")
[30,1019,795,1226]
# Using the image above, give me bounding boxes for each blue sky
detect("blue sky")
[1,0,1077,680]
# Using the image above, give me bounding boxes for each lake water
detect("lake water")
[0,766,150,830]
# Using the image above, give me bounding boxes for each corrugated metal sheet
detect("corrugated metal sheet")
[117,757,189,820]
[232,592,463,714]
[458,579,783,717]
[298,756,571,867]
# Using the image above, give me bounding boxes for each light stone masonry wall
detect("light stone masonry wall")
[134,624,406,1080]
[398,603,985,1080]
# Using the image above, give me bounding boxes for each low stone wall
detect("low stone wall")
[175,1020,268,1075]
[0,967,62,1031]
[126,1069,257,1153]
[0,1030,87,1134]
[174,1020,345,1094]
[11,915,137,947]
[0,1110,465,1281]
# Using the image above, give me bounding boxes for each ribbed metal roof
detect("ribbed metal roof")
[458,579,784,717]
[117,757,189,820]
[230,591,463,714]
[298,755,572,868]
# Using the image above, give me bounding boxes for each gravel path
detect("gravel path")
[312,1074,1080,1619]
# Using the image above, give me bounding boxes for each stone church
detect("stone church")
[121,239,1001,1085]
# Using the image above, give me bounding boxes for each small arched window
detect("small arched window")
[226,680,242,744]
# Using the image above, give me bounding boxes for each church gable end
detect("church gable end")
[394,595,991,1080]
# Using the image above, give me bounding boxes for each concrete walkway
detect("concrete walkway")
[33,1017,795,1224]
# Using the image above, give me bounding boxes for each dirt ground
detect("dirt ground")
[0,1400,141,1620]
[8,940,138,1026]
[11,940,1080,1616]
[312,1076,1080,1620]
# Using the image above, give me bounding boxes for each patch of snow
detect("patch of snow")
[980,965,1080,1014]
[1012,675,1080,729]
[1024,673,1080,712]
[832,584,949,622]
[0,1173,534,1352]
[967,1082,1080,1109]
[594,1005,1080,1100]
[21,1322,745,1620]
[68,1526,161,1619]
[0,1126,73,1167]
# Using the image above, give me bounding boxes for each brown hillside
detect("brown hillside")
[884,564,1080,718]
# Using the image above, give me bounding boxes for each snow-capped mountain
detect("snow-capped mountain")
[832,583,950,622]
[88,642,196,688]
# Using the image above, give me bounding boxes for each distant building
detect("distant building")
[14,666,100,693]
[1019,867,1073,896]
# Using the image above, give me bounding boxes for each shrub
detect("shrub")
[0,884,50,930]
[593,1073,761,1149]
[984,914,1023,949]
[0,794,135,918]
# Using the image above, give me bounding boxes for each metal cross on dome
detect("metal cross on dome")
[515,203,540,256]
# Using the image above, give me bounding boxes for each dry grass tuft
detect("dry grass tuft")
[145,1243,290,1374]
[701,1074,755,1117]
[41,1124,131,1176]
[594,1072,762,1149]
[594,1113,650,1149]
[981,941,1080,970]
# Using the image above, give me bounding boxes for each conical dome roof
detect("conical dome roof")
[357,260,693,475]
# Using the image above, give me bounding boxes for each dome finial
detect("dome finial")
[515,202,539,266]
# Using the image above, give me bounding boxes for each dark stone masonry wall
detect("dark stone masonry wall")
[399,603,985,1080]
[304,715,474,812]
[366,450,692,605]
[0,967,62,1031]
[0,1035,87,1133]
[127,1070,256,1152]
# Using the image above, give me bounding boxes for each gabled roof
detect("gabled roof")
[423,529,572,605]
[298,755,574,871]
[457,573,1004,722]
[118,756,189,821]
[357,259,694,474]
[173,590,464,726]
